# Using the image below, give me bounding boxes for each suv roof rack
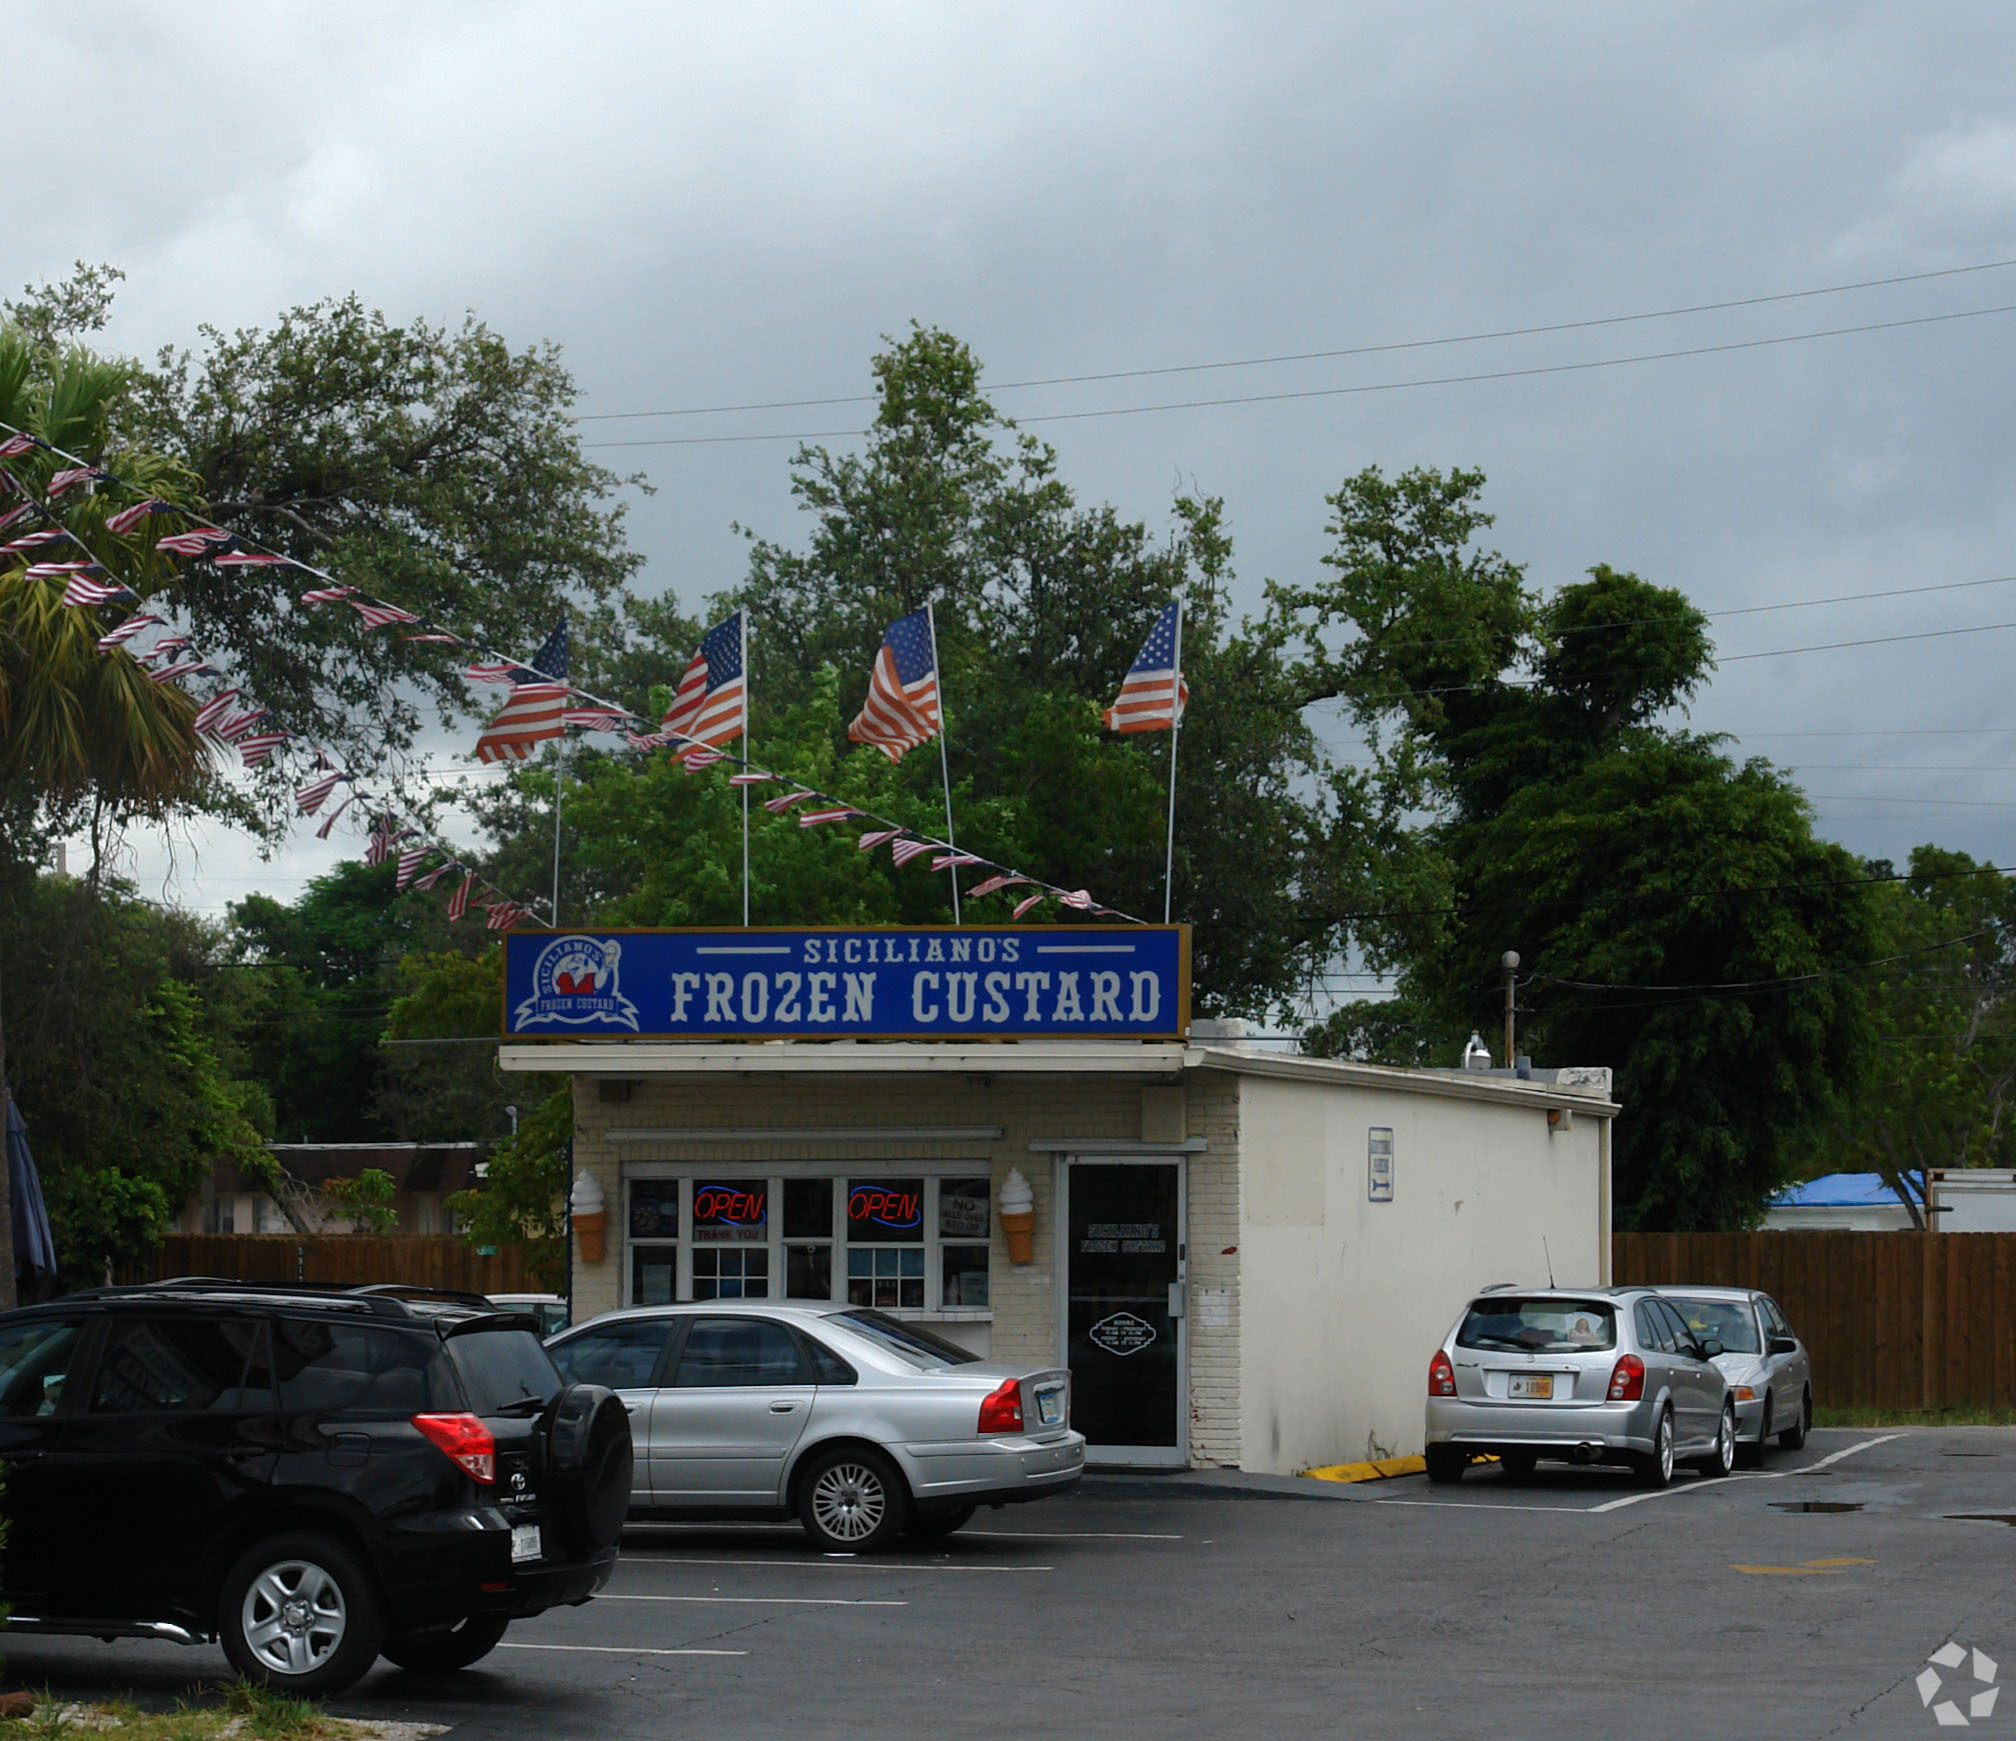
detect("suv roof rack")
[71,1280,420,1317]
[349,1283,499,1309]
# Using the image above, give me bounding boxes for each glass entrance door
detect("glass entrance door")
[1063,1160,1184,1463]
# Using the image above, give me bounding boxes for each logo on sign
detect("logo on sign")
[849,1185,922,1231]
[1087,1311,1157,1357]
[512,936,640,1032]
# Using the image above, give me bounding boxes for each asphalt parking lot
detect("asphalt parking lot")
[12,1428,2016,1738]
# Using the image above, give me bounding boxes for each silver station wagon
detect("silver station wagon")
[1425,1287,1736,1487]
[546,1301,1085,1550]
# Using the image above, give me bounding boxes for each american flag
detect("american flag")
[416,861,454,891]
[59,575,133,608]
[25,561,98,578]
[105,498,170,536]
[4,529,64,551]
[448,872,475,921]
[763,790,816,813]
[0,433,39,458]
[348,599,421,629]
[967,872,1030,898]
[464,660,518,683]
[238,732,289,766]
[562,708,628,731]
[0,506,32,535]
[216,708,270,742]
[157,529,233,557]
[400,632,462,645]
[365,819,394,866]
[847,606,940,762]
[300,584,357,605]
[483,900,527,933]
[148,657,210,684]
[46,466,105,497]
[728,771,772,787]
[296,771,345,814]
[674,746,725,770]
[1059,889,1097,910]
[662,610,747,760]
[214,551,300,570]
[1103,599,1189,733]
[1013,891,1047,919]
[95,612,163,651]
[315,793,355,839]
[190,689,242,734]
[473,618,569,762]
[857,828,902,851]
[889,838,935,868]
[931,852,982,871]
[798,807,856,827]
[396,844,429,889]
[475,682,569,762]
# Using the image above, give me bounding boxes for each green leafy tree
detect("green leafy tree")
[324,1169,400,1234]
[448,1087,571,1289]
[1296,465,1879,1229]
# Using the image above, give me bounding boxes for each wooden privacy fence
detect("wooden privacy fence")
[129,1234,533,1296]
[1614,1231,2016,1413]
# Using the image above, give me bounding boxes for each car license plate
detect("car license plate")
[1509,1374,1554,1400]
[1038,1389,1064,1427]
[511,1524,541,1564]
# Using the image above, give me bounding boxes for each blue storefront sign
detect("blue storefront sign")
[503,926,1190,1041]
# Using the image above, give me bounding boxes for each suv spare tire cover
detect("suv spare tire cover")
[545,1383,632,1554]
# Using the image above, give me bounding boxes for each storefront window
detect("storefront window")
[624,1170,990,1314]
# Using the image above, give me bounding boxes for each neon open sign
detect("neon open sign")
[693,1184,767,1240]
[848,1185,922,1231]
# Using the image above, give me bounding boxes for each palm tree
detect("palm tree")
[0,329,213,1305]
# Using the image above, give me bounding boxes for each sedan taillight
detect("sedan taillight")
[1428,1350,1457,1397]
[1607,1354,1646,1402]
[978,1377,1024,1434]
[413,1412,496,1483]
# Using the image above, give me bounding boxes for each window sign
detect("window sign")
[692,1180,767,1243]
[847,1180,924,1243]
[630,1181,680,1239]
[938,1178,990,1240]
[1369,1128,1395,1203]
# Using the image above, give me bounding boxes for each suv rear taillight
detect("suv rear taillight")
[1428,1350,1457,1397]
[1606,1355,1645,1402]
[414,1412,496,1483]
[978,1377,1024,1434]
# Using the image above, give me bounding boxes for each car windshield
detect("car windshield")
[1457,1299,1617,1353]
[825,1309,979,1370]
[1665,1297,1762,1354]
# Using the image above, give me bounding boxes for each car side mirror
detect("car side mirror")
[1698,1339,1724,1360]
[1767,1335,1797,1356]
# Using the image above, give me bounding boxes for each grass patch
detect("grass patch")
[1815,1405,2016,1429]
[21,1683,364,1739]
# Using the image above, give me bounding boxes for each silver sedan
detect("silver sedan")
[545,1300,1085,1551]
[1658,1287,1813,1464]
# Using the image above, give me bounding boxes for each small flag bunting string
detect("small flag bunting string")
[1013,891,1047,919]
[763,790,816,814]
[857,828,902,851]
[889,839,934,868]
[797,807,856,827]
[314,792,356,840]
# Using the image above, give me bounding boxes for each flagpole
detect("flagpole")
[926,602,960,926]
[1162,597,1184,925]
[740,608,751,928]
[550,732,566,928]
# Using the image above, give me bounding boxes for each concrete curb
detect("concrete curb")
[1302,1455,1428,1485]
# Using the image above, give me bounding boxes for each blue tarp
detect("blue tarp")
[1768,1170,1924,1210]
[5,1098,57,1279]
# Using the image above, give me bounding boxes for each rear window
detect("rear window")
[824,1309,979,1370]
[1666,1297,1761,1354]
[274,1319,453,1414]
[447,1328,563,1415]
[1457,1298,1617,1353]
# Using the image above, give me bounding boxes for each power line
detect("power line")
[577,254,2016,422]
[581,301,2016,449]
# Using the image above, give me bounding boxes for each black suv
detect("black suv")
[0,1282,631,1695]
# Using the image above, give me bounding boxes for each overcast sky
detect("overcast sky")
[16,1,2016,922]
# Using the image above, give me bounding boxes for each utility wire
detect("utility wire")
[578,254,2016,421]
[581,301,2016,449]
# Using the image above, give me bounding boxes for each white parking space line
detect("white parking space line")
[501,1643,749,1658]
[626,1555,1055,1573]
[1373,1435,1906,1516]
[960,1530,1183,1541]
[601,1594,908,1607]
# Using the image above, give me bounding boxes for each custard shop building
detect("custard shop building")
[500,925,1617,1473]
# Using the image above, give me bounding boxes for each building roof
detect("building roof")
[213,1142,490,1196]
[1768,1170,1923,1209]
[496,1039,1619,1115]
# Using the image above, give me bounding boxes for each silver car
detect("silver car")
[1658,1287,1812,1464]
[1425,1286,1736,1487]
[545,1300,1085,1551]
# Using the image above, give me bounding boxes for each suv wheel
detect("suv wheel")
[799,1446,908,1552]
[546,1383,634,1556]
[381,1613,511,1672]
[219,1531,385,1697]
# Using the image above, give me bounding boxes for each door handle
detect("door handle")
[769,1402,799,1415]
